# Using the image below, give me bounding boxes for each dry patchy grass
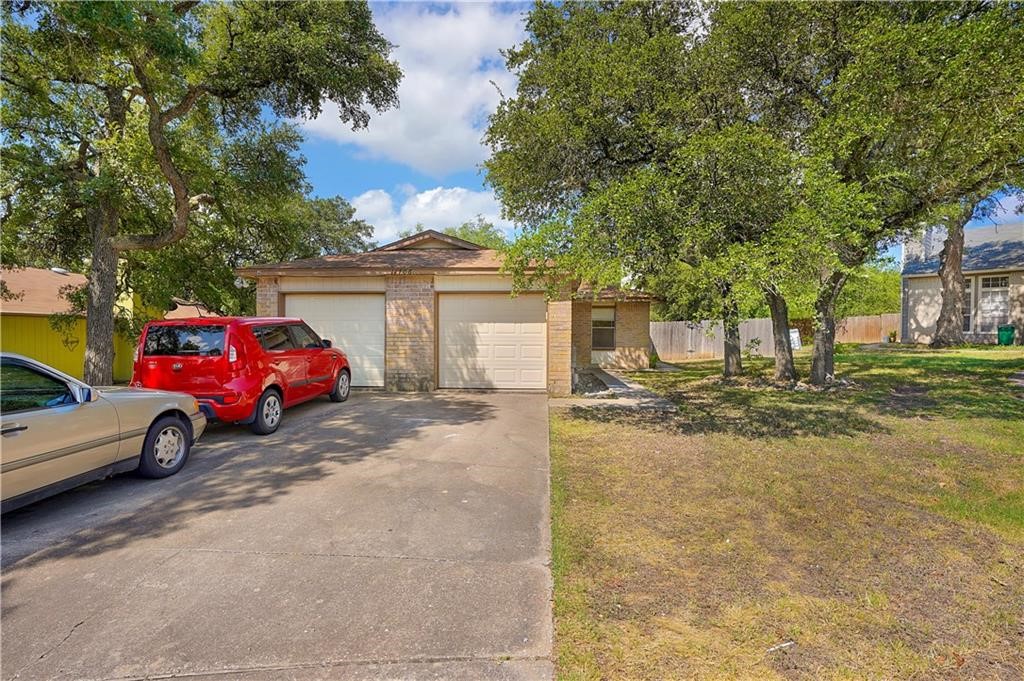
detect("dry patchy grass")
[551,346,1024,680]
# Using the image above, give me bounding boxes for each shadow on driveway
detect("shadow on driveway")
[1,392,497,572]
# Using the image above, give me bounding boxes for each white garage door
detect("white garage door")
[438,293,546,389]
[284,293,385,387]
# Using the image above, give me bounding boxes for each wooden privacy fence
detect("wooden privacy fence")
[650,318,776,360]
[651,313,901,361]
[835,313,900,344]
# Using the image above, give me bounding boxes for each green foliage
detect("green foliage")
[400,216,509,250]
[1,0,400,370]
[486,0,1023,372]
[835,262,901,318]
[128,193,374,317]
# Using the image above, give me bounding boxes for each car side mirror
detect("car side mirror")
[321,339,333,348]
[80,387,99,403]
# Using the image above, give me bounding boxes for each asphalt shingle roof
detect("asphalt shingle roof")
[903,223,1024,275]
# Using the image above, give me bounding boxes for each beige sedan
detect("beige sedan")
[0,353,207,513]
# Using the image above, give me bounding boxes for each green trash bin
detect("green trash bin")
[997,324,1015,346]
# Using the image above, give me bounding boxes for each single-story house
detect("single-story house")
[236,230,653,395]
[0,266,135,380]
[901,222,1024,344]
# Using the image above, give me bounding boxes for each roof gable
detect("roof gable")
[374,229,483,252]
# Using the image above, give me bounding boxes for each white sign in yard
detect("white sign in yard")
[789,329,802,350]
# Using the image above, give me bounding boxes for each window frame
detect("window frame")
[591,305,616,351]
[977,275,1010,333]
[962,276,974,333]
[0,358,81,415]
[252,324,298,352]
[287,323,322,350]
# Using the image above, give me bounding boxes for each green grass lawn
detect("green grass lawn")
[550,345,1024,680]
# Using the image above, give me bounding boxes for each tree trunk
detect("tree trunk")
[809,271,847,386]
[931,204,974,348]
[83,203,119,385]
[764,285,796,382]
[720,281,743,378]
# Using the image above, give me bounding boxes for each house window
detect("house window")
[978,275,1010,333]
[592,306,616,350]
[962,277,973,333]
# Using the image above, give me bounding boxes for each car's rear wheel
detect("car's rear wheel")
[138,415,191,478]
[329,368,351,403]
[250,388,283,435]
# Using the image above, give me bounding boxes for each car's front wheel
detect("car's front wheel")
[250,388,283,435]
[138,415,192,478]
[329,368,351,403]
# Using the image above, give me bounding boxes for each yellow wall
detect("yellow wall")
[0,314,136,383]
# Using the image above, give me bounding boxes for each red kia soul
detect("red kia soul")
[131,317,350,435]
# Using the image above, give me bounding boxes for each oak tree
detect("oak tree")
[2,1,401,383]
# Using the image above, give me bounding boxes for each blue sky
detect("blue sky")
[294,2,529,244]
[291,2,1022,250]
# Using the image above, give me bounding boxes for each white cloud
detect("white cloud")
[352,186,513,244]
[300,3,526,177]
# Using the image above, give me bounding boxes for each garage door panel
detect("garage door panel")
[284,293,385,387]
[439,294,546,389]
[521,345,544,360]
[493,345,517,360]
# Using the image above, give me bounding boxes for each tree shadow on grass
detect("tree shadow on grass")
[564,383,885,439]
[605,347,1024,438]
[0,392,498,572]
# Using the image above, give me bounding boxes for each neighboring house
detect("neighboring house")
[236,229,653,395]
[901,222,1024,344]
[0,266,135,380]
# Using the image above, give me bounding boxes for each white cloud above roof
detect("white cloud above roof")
[352,186,513,244]
[300,3,526,177]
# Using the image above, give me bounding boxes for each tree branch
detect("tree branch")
[172,2,201,16]
[112,59,210,252]
[160,84,206,124]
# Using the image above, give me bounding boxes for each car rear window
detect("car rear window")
[144,325,226,357]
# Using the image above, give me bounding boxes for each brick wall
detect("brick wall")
[547,299,573,396]
[614,301,651,368]
[385,275,435,391]
[255,277,280,316]
[571,300,592,367]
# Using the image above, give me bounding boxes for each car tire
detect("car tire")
[250,388,283,435]
[138,415,192,478]
[329,368,351,403]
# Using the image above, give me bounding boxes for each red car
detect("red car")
[131,317,350,435]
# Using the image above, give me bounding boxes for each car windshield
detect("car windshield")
[144,325,226,357]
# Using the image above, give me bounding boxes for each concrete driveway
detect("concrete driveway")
[1,392,553,680]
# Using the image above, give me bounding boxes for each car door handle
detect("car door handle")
[2,424,28,436]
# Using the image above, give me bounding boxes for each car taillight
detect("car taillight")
[133,343,140,363]
[229,345,238,363]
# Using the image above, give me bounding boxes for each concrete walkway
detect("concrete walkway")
[1,392,553,681]
[549,367,678,412]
